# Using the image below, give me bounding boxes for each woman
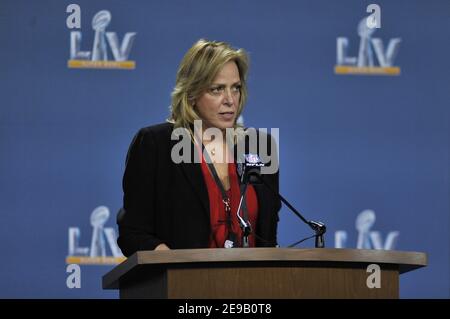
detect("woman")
[117,39,281,256]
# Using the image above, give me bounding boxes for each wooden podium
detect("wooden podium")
[102,248,426,299]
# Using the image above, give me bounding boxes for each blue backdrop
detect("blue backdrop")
[0,0,448,298]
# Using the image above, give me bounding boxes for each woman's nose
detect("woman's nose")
[223,89,234,105]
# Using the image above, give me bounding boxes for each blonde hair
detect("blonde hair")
[168,39,249,131]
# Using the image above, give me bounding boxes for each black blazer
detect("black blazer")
[117,122,281,257]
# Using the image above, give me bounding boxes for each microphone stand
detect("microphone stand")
[255,174,326,248]
[236,181,252,248]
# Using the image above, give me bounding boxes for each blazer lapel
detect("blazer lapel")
[171,138,210,219]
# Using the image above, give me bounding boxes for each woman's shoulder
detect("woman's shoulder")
[134,122,174,142]
[127,122,175,152]
[139,122,174,135]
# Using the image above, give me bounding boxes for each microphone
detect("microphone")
[237,154,265,184]
[237,153,327,248]
[235,154,264,247]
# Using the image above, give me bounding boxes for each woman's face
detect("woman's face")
[194,61,241,130]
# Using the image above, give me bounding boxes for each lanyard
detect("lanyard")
[193,132,251,247]
[201,142,250,222]
[202,146,232,226]
[202,144,242,248]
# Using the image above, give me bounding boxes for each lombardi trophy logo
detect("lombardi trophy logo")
[89,206,109,257]
[67,206,125,265]
[335,209,400,250]
[91,11,110,61]
[68,8,136,69]
[335,16,401,75]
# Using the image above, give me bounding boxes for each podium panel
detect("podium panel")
[103,248,426,299]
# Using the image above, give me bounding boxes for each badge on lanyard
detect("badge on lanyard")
[223,199,236,248]
[224,232,236,248]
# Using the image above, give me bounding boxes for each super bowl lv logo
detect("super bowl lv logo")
[334,210,400,250]
[66,4,136,69]
[334,15,401,75]
[66,206,125,265]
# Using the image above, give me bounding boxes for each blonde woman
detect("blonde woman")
[117,39,280,256]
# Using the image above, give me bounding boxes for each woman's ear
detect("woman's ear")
[188,95,195,107]
[191,99,196,107]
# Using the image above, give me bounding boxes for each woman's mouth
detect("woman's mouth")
[218,112,235,121]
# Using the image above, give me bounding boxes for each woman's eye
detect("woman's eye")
[210,87,223,94]
[208,85,240,95]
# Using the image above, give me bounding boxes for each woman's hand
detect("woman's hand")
[154,243,170,251]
